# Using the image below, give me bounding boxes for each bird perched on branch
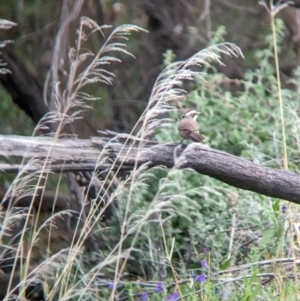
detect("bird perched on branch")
[178,110,205,143]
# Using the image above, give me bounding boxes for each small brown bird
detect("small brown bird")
[178,110,205,143]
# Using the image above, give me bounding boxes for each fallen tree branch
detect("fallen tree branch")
[175,144,300,204]
[0,132,300,204]
[0,187,69,210]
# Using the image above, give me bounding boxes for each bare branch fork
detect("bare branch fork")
[0,131,300,204]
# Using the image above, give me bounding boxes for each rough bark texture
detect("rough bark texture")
[0,48,48,131]
[280,6,300,65]
[176,144,300,203]
[1,132,300,204]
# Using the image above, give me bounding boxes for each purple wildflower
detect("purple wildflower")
[281,205,287,213]
[108,283,114,290]
[167,292,179,301]
[156,282,164,293]
[201,260,208,268]
[140,292,148,300]
[193,273,206,283]
[203,248,209,254]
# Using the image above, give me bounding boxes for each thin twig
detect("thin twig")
[228,213,236,259]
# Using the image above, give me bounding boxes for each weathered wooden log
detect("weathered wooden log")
[0,132,300,204]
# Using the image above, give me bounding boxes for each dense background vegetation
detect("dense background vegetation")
[1,1,300,300]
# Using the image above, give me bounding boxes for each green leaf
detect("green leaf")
[272,199,280,218]
[220,257,231,270]
[249,285,260,301]
[258,229,275,248]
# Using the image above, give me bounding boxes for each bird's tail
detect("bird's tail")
[189,132,205,142]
